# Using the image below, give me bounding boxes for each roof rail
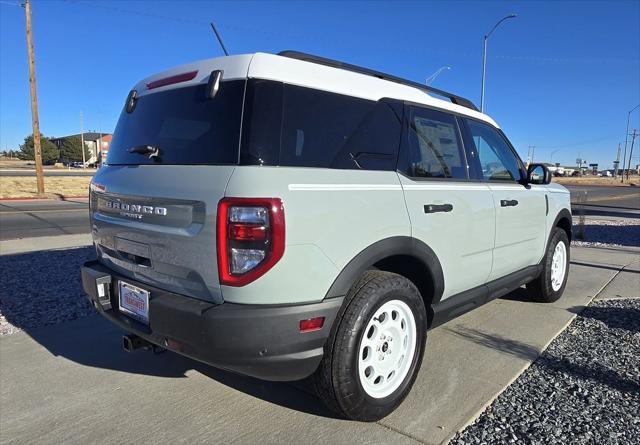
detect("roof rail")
[277,50,479,112]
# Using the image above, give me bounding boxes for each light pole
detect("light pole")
[621,104,640,182]
[426,66,451,86]
[480,13,517,112]
[550,149,561,164]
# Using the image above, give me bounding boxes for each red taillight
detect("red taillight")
[229,223,266,241]
[217,198,285,287]
[146,71,198,90]
[300,317,325,333]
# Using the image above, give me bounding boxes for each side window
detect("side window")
[404,106,467,179]
[464,119,521,182]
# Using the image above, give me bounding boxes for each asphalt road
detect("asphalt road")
[1,243,637,445]
[0,169,95,177]
[0,185,636,241]
[0,199,89,241]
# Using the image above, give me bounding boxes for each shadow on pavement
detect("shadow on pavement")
[448,305,640,394]
[0,248,335,418]
[575,224,640,247]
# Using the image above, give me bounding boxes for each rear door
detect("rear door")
[460,118,547,280]
[90,78,246,304]
[398,105,495,299]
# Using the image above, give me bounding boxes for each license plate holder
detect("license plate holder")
[119,281,150,324]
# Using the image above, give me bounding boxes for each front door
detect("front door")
[460,118,547,281]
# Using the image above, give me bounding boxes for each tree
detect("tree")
[59,135,91,162]
[17,134,59,163]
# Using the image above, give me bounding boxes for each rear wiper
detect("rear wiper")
[127,145,160,159]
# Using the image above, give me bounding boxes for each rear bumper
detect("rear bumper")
[81,260,343,381]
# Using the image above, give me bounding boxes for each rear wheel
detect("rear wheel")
[314,271,427,421]
[526,228,570,303]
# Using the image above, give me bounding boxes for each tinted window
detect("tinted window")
[464,119,521,181]
[240,80,401,170]
[107,81,245,165]
[403,106,467,179]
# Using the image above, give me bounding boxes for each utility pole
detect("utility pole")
[528,145,536,163]
[24,0,44,194]
[626,129,637,181]
[80,111,86,169]
[614,142,621,178]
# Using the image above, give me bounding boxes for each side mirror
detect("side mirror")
[527,163,552,185]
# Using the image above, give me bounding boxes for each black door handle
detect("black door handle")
[500,199,519,207]
[424,203,453,213]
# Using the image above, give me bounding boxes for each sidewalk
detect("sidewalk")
[0,245,637,444]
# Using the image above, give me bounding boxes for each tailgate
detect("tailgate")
[90,165,234,303]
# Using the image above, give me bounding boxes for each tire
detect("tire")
[314,270,427,421]
[526,228,570,303]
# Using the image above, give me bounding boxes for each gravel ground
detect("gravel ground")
[572,219,640,248]
[0,247,96,336]
[452,298,640,445]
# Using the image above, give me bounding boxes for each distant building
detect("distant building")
[51,132,112,164]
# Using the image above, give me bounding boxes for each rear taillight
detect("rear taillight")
[217,198,285,286]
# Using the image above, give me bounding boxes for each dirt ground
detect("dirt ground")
[0,176,91,199]
[553,176,638,187]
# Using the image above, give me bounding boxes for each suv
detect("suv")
[81,51,571,421]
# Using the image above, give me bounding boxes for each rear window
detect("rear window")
[107,80,245,165]
[241,80,402,170]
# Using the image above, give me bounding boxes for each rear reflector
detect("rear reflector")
[299,317,325,333]
[229,223,267,241]
[146,71,198,90]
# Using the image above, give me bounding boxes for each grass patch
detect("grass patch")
[0,176,91,199]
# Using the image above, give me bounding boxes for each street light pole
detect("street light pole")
[550,149,560,164]
[621,104,640,183]
[480,14,517,113]
[426,66,451,86]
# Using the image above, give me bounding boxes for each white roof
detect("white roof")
[134,52,499,128]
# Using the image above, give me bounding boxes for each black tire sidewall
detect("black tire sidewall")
[540,229,570,301]
[335,275,427,420]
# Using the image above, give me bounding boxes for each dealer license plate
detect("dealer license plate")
[119,281,149,324]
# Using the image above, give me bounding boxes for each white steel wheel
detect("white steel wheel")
[550,240,567,292]
[358,299,417,399]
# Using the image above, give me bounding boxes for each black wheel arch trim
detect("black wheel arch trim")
[551,208,572,242]
[324,236,445,304]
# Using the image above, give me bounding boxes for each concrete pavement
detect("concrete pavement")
[1,244,637,445]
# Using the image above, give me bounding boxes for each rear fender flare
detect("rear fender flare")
[324,236,445,304]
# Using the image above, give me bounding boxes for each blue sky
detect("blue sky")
[1,0,638,168]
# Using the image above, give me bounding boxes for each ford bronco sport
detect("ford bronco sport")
[82,51,572,421]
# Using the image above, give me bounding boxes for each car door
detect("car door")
[398,104,495,300]
[460,117,547,281]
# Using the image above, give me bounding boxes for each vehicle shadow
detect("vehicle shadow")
[0,248,335,418]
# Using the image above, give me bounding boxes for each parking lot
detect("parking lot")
[1,237,637,444]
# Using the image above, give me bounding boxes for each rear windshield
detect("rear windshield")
[107,80,245,165]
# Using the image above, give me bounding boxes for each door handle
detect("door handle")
[500,199,519,207]
[424,203,453,213]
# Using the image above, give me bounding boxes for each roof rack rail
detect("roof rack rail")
[277,50,479,112]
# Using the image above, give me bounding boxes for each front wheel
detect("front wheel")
[314,271,427,421]
[526,228,570,303]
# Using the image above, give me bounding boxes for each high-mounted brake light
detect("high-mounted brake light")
[146,70,198,90]
[217,198,285,286]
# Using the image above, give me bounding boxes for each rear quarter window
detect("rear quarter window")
[107,80,245,165]
[241,80,402,171]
